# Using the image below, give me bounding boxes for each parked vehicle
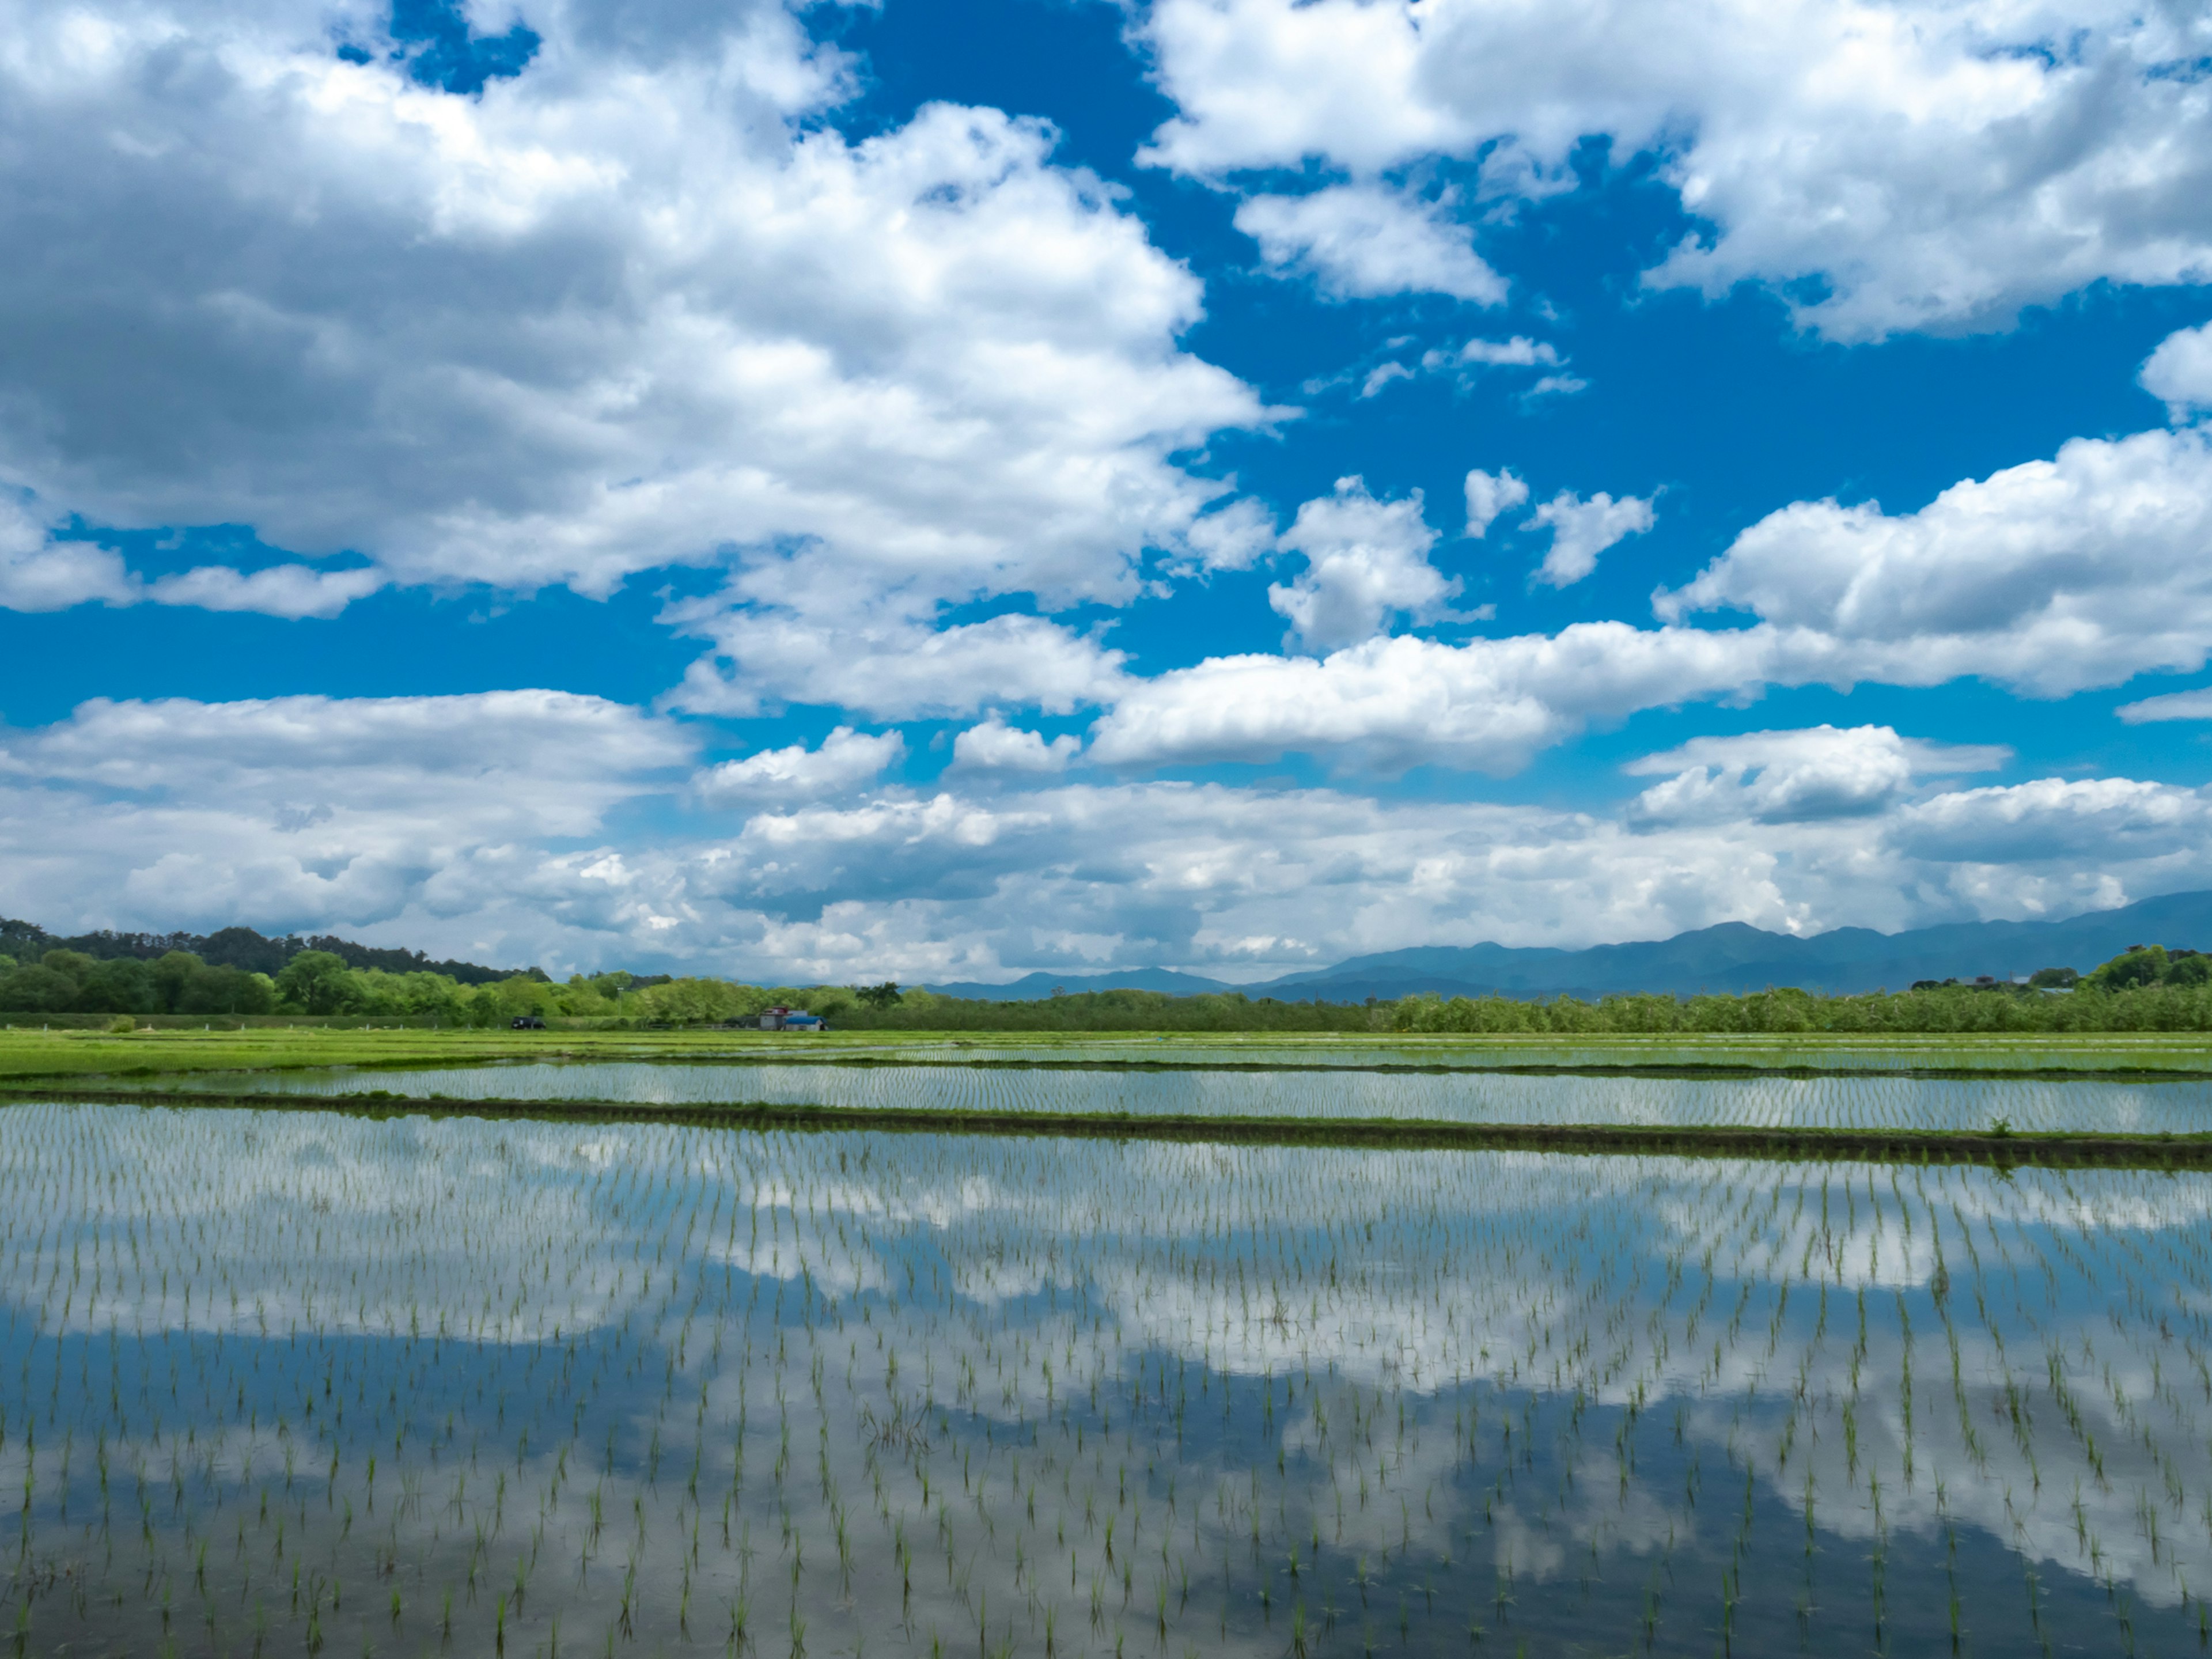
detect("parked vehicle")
[509,1015,546,1030]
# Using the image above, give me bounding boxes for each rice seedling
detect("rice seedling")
[0,1092,2207,1654]
[132,1055,2212,1137]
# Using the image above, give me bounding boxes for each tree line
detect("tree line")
[6,927,2206,1032]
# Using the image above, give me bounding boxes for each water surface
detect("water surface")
[163,1056,2212,1133]
[2,1099,2209,1654]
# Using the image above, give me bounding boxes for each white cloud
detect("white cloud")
[1463,467,1529,537]
[1082,420,2212,775]
[1358,361,1417,399]
[951,715,1081,773]
[2,690,688,821]
[1089,418,2212,775]
[1625,724,2009,825]
[0,691,692,953]
[1660,426,2212,695]
[1233,183,1506,303]
[1527,488,1656,586]
[0,495,384,618]
[1180,496,1278,571]
[2117,688,2212,724]
[144,562,387,620]
[1267,475,1455,650]
[1142,0,2212,338]
[0,505,134,611]
[1362,338,1575,400]
[1450,338,1559,369]
[1893,775,2212,864]
[700,772,2212,979]
[0,0,1265,643]
[666,603,1128,719]
[694,726,904,805]
[1357,338,1563,399]
[2142,322,2212,418]
[1088,625,1779,774]
[1,691,2203,978]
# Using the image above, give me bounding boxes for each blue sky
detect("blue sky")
[3,0,2212,982]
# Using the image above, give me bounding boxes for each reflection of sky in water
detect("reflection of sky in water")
[2,1100,2210,1654]
[168,1056,2212,1133]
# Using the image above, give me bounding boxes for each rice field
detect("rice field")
[151,1058,2212,1135]
[7,1097,2212,1656]
[6,1025,2212,1089]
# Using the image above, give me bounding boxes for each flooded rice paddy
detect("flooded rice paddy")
[7,1096,2212,1654]
[159,1056,2212,1135]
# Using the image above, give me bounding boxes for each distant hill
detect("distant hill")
[0,918,543,986]
[1263,890,2212,1000]
[926,968,1234,1001]
[924,889,2212,1003]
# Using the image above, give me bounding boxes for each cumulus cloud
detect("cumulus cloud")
[699,772,2212,979]
[0,691,695,955]
[1463,468,1529,537]
[1660,426,2212,695]
[1090,414,2212,775]
[1528,488,1656,586]
[666,603,1128,719]
[1626,724,2009,825]
[1267,476,1456,650]
[0,0,1264,657]
[1891,775,2212,865]
[1084,416,2212,774]
[694,727,904,805]
[1,690,2204,978]
[1088,625,1785,774]
[2142,322,2212,418]
[1233,183,1506,303]
[950,715,1082,773]
[1141,0,2212,338]
[1180,497,1279,572]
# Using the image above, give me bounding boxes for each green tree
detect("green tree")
[178,965,276,1016]
[274,950,357,1014]
[2089,945,2169,990]
[631,978,745,1024]
[0,966,80,1013]
[76,958,158,1014]
[40,949,96,983]
[856,981,903,1009]
[150,950,205,1013]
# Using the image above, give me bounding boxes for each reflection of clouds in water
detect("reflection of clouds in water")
[12,1102,2212,1627]
[0,1105,632,1338]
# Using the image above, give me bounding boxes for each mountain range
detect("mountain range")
[925,888,2212,1002]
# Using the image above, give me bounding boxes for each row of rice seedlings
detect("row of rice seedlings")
[195,1061,2212,1137]
[1,1101,2210,1653]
